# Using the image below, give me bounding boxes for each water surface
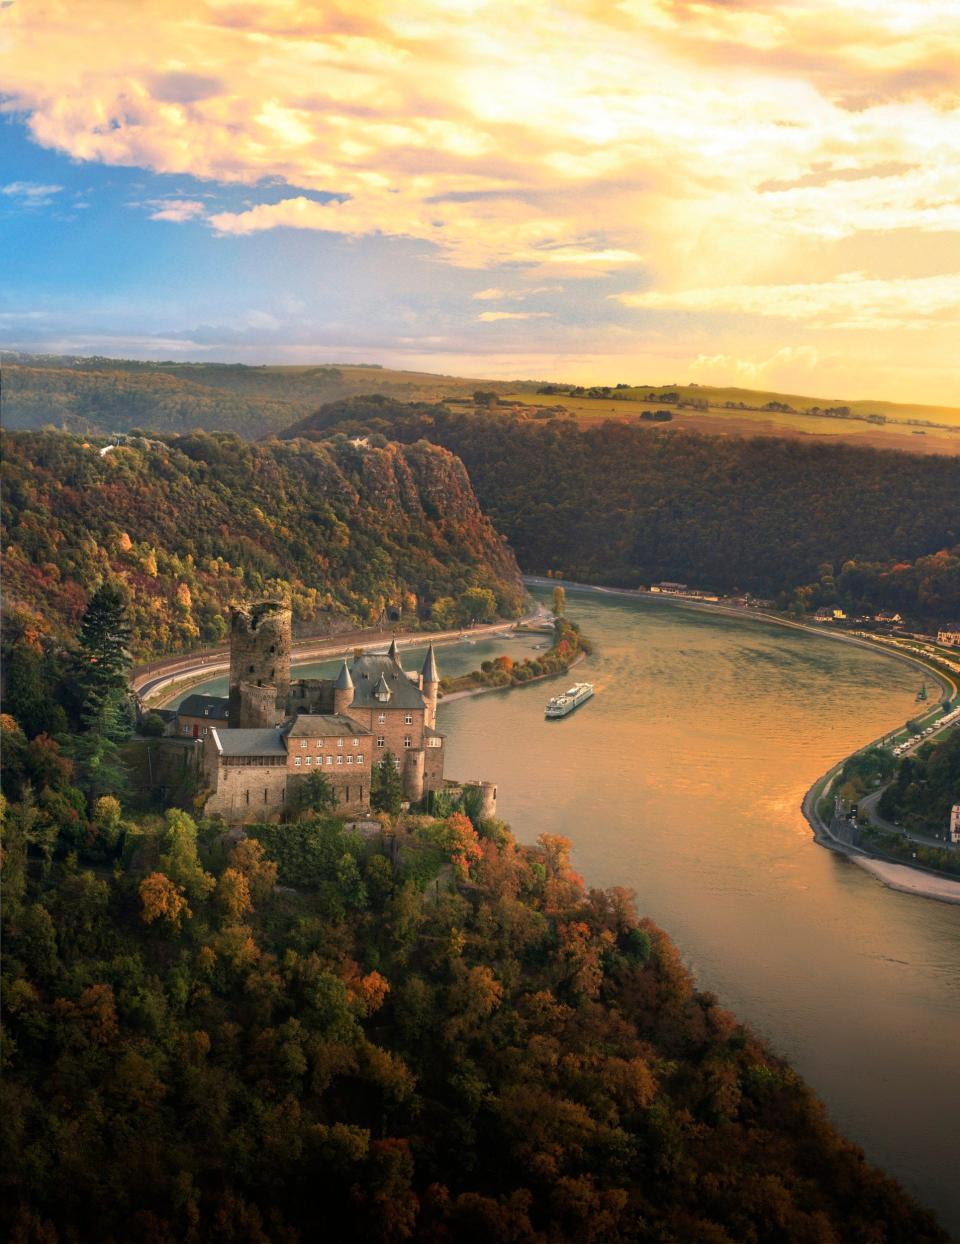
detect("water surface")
[181,590,960,1232]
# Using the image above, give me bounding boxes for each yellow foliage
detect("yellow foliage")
[139,872,191,928]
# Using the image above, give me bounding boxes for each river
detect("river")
[176,588,960,1234]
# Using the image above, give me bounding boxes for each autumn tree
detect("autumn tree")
[139,872,191,927]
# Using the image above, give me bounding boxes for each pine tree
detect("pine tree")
[371,751,404,815]
[74,583,132,733]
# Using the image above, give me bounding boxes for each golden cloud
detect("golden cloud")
[1,0,958,397]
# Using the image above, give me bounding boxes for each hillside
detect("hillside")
[280,397,960,616]
[0,429,523,657]
[5,353,960,454]
[1,760,948,1242]
[0,356,535,439]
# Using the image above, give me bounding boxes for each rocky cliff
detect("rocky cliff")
[1,429,523,657]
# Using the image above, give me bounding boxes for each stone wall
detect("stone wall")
[228,602,291,727]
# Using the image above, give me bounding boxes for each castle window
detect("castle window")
[249,665,255,673]
[326,756,333,765]
[316,739,323,748]
[245,790,250,805]
[357,754,364,765]
[337,755,344,765]
[300,740,308,749]
[294,757,302,766]
[305,755,312,765]
[403,735,412,748]
[337,738,344,748]
[346,755,353,765]
[264,789,268,803]
[427,736,442,748]
[404,714,413,725]
[378,713,385,724]
[376,736,385,748]
[352,738,359,746]
[393,756,401,770]
[269,645,275,654]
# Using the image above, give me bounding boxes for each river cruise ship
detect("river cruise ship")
[545,682,594,719]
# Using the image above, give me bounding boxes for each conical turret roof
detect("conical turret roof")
[387,636,401,666]
[374,671,392,701]
[422,643,439,684]
[334,659,354,690]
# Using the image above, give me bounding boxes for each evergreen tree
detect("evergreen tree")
[3,641,48,738]
[73,582,132,733]
[371,751,403,815]
[289,769,338,816]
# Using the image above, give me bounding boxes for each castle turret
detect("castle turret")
[333,659,354,715]
[387,636,401,666]
[421,643,439,729]
[228,601,291,728]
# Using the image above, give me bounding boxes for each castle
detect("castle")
[191,602,490,822]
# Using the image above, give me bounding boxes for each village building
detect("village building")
[937,626,960,648]
[194,605,462,822]
[176,693,230,738]
[874,610,903,625]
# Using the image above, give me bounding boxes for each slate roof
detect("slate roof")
[211,727,287,757]
[178,694,230,720]
[348,654,426,709]
[285,713,371,737]
[421,643,439,683]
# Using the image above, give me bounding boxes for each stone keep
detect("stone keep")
[228,601,291,728]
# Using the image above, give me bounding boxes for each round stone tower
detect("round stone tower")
[228,601,291,728]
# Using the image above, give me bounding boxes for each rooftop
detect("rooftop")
[348,653,426,710]
[284,713,371,737]
[178,694,230,720]
[210,727,287,758]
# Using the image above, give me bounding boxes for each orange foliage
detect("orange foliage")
[139,872,191,928]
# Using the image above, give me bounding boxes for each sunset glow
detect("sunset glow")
[2,0,959,400]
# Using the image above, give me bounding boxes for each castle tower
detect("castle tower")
[228,601,291,728]
[421,643,439,730]
[333,659,354,715]
[387,636,401,666]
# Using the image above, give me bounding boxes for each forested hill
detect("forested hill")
[0,357,530,439]
[1,776,948,1241]
[1,430,523,657]
[281,397,960,614]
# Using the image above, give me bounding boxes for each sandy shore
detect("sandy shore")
[852,857,960,905]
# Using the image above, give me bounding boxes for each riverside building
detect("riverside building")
[195,604,466,821]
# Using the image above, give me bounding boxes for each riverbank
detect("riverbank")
[135,608,550,708]
[523,575,960,906]
[440,650,587,703]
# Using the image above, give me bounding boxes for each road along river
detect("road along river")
[177,586,960,1234]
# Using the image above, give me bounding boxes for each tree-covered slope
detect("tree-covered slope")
[280,397,960,611]
[0,357,531,439]
[0,773,948,1242]
[1,429,523,656]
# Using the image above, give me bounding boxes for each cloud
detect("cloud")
[2,180,63,206]
[689,346,822,386]
[476,310,554,321]
[0,0,958,397]
[147,198,207,222]
[618,272,960,331]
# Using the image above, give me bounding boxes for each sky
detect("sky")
[1,0,959,404]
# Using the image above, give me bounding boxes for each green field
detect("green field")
[501,387,960,455]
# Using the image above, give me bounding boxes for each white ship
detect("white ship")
[545,682,594,719]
